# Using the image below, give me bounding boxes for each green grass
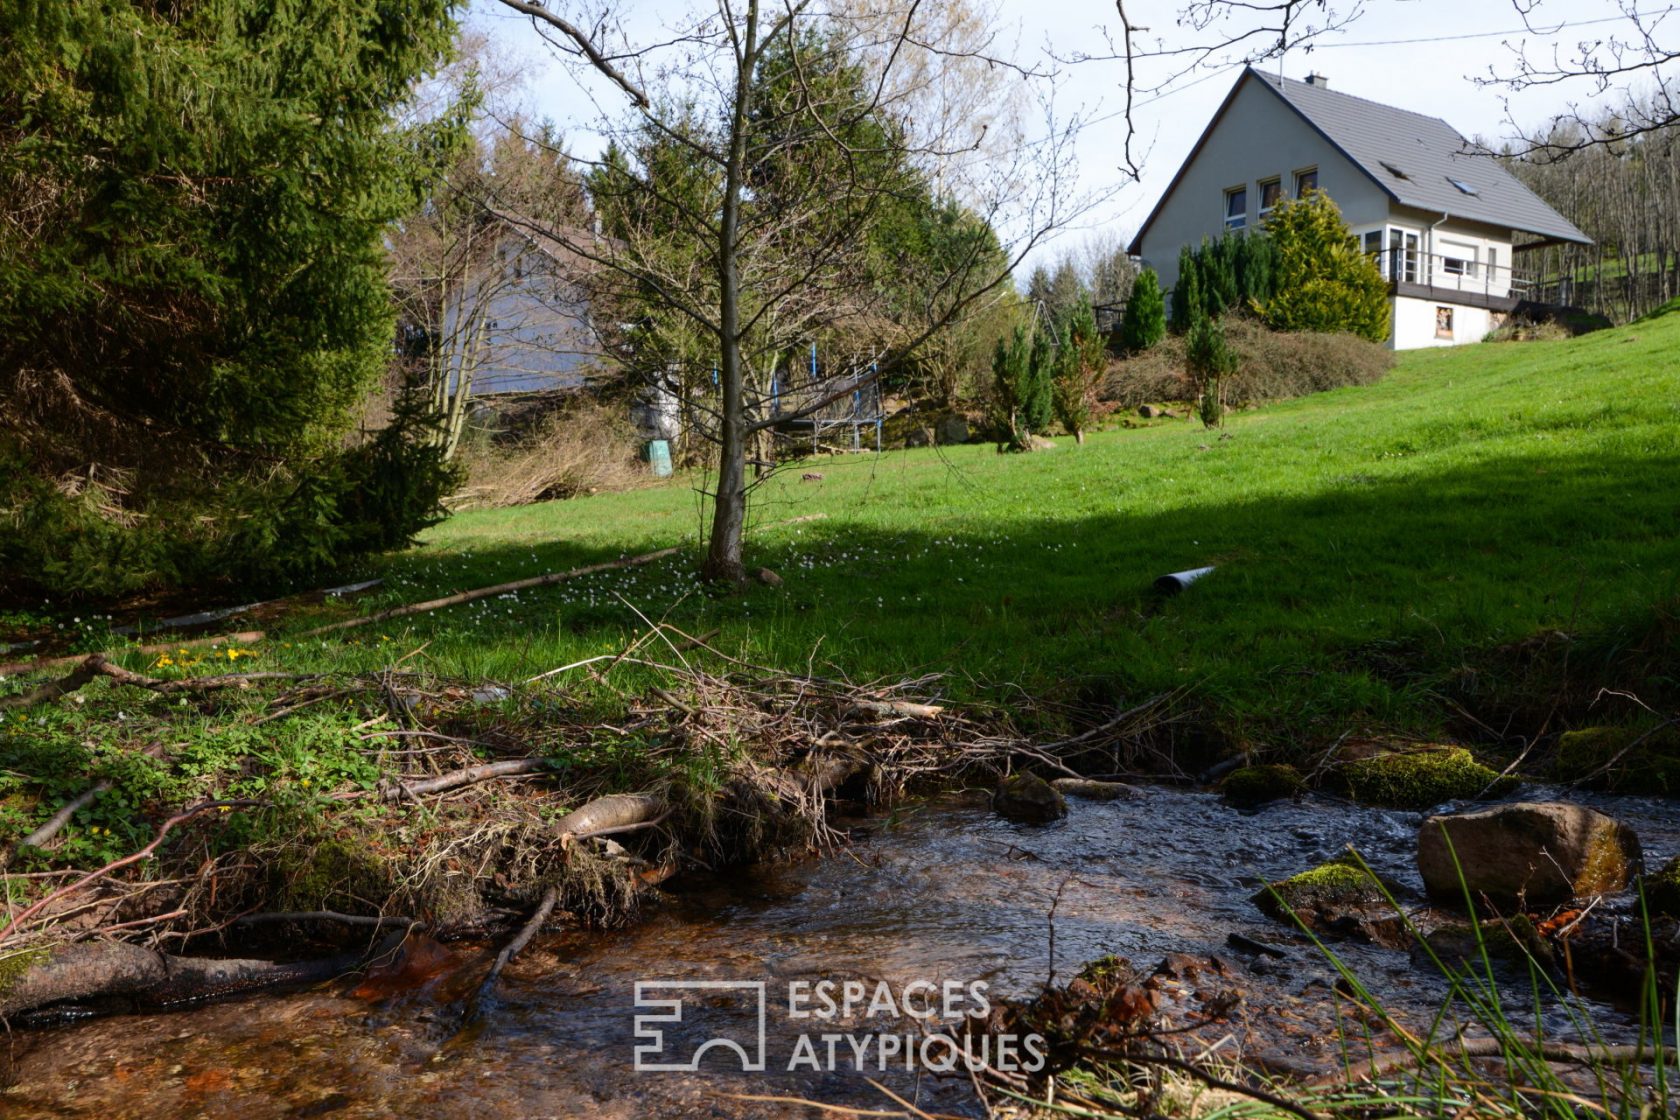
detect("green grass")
[264,309,1678,752]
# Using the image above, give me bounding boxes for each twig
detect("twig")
[0,799,261,942]
[0,654,311,712]
[235,911,421,930]
[298,546,682,637]
[12,780,112,856]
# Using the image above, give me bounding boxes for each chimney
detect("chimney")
[1304,72,1329,88]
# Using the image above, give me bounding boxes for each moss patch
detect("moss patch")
[1221,764,1304,808]
[1343,747,1513,810]
[1644,856,1680,919]
[0,946,50,999]
[1252,856,1391,934]
[1553,725,1680,795]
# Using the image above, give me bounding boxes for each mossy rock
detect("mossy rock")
[1343,747,1514,810]
[994,774,1067,824]
[1252,856,1400,941]
[1221,764,1304,808]
[1644,856,1680,919]
[1552,725,1680,795]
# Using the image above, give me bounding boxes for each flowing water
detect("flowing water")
[6,786,1677,1119]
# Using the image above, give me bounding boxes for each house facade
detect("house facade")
[1128,68,1592,350]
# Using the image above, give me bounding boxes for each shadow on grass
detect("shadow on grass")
[334,445,1680,751]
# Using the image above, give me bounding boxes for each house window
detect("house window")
[1447,177,1478,196]
[1435,306,1454,339]
[1224,186,1247,230]
[1388,229,1419,283]
[1296,168,1318,196]
[1443,256,1468,276]
[1258,178,1282,214]
[1487,247,1498,280]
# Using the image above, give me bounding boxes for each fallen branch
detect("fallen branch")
[850,699,945,720]
[10,780,112,860]
[235,910,421,930]
[466,883,559,1018]
[298,546,682,637]
[0,654,311,713]
[375,758,558,803]
[1318,1035,1677,1088]
[1,799,261,942]
[0,631,268,680]
[0,939,367,1020]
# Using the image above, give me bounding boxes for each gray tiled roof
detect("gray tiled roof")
[1254,69,1590,245]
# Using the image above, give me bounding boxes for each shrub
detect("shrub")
[1117,269,1166,353]
[1257,192,1391,342]
[454,398,646,510]
[1170,232,1279,330]
[1186,316,1236,428]
[1101,315,1393,410]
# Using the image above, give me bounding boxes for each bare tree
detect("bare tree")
[490,0,1080,583]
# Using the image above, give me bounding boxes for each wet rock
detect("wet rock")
[1220,764,1304,808]
[934,414,970,445]
[1050,777,1136,801]
[993,774,1067,824]
[1641,855,1680,918]
[1552,724,1680,795]
[1342,746,1514,809]
[1251,857,1405,945]
[1423,914,1553,969]
[1417,802,1642,908]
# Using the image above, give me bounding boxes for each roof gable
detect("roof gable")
[1129,68,1590,253]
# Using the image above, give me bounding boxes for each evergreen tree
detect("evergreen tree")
[1051,298,1105,444]
[1118,268,1167,353]
[1257,192,1391,342]
[1025,323,1056,435]
[1202,235,1240,318]
[1171,244,1203,333]
[990,325,1033,451]
[0,0,459,599]
[1186,316,1238,429]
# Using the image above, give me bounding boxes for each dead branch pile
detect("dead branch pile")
[0,636,1174,1020]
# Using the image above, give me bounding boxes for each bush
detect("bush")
[1257,192,1390,342]
[1117,269,1166,354]
[1169,232,1279,330]
[989,323,1054,451]
[1101,315,1394,410]
[1186,316,1236,428]
[1051,298,1105,443]
[454,398,647,510]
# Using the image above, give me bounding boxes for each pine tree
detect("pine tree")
[1051,297,1105,443]
[1025,323,1056,435]
[1119,269,1167,353]
[1187,315,1238,429]
[1171,245,1203,333]
[990,325,1033,451]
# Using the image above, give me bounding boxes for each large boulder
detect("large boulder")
[1417,802,1642,908]
[994,774,1067,824]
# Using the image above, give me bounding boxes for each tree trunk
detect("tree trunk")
[1074,428,1085,445]
[701,0,760,586]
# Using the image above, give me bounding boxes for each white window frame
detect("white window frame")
[1294,167,1319,196]
[1257,177,1283,216]
[1224,186,1247,230]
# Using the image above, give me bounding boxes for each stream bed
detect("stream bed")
[6,785,1678,1119]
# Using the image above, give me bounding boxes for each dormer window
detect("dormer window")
[1224,186,1247,230]
[1380,161,1409,180]
[1258,178,1282,214]
[1447,176,1478,196]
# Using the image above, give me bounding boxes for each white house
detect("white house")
[1128,68,1592,350]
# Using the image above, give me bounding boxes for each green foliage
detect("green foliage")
[1170,232,1280,331]
[1051,298,1106,442]
[1025,324,1055,435]
[1186,316,1237,428]
[0,0,461,601]
[990,326,1033,451]
[1117,269,1166,354]
[1170,245,1202,333]
[1258,192,1391,342]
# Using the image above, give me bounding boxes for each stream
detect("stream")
[6,785,1677,1119]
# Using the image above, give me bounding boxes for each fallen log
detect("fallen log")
[298,546,682,638]
[849,699,945,720]
[554,793,666,839]
[0,940,366,1021]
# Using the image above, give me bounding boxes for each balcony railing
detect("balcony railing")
[1366,248,1537,306]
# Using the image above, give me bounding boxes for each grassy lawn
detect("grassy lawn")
[270,305,1680,751]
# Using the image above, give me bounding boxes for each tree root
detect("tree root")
[465,885,560,1020]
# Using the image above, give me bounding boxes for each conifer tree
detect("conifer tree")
[1118,269,1167,353]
